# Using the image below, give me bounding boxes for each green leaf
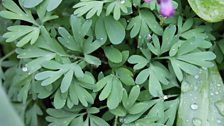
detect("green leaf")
[128,102,149,114]
[110,105,127,117]
[139,10,163,35]
[127,10,162,39]
[95,17,107,42]
[60,69,73,93]
[108,50,129,68]
[53,90,67,109]
[116,67,135,86]
[46,108,78,126]
[96,75,123,109]
[73,1,105,19]
[104,46,122,63]
[188,0,224,22]
[90,115,110,126]
[23,0,43,8]
[161,25,177,53]
[106,0,131,20]
[47,0,62,11]
[104,15,125,45]
[3,25,40,47]
[84,54,101,67]
[177,52,216,67]
[177,65,224,126]
[25,103,43,126]
[0,0,38,25]
[128,55,149,70]
[135,68,150,84]
[107,77,123,109]
[57,27,81,52]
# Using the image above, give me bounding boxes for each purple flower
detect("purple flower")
[158,0,174,17]
[143,0,175,17]
[144,0,152,3]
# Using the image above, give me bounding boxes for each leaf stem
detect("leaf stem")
[153,56,170,60]
[114,116,118,126]
[0,50,16,62]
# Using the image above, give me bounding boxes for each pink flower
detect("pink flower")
[143,0,175,17]
[158,0,174,17]
[144,0,152,3]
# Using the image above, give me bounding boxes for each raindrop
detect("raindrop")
[210,93,214,96]
[215,100,224,116]
[100,38,104,40]
[163,95,168,100]
[119,118,125,123]
[181,81,191,92]
[217,119,221,124]
[194,75,199,79]
[215,91,219,95]
[192,118,202,126]
[217,84,221,87]
[138,36,142,39]
[120,0,125,4]
[202,67,207,70]
[22,66,28,72]
[191,103,199,110]
[146,34,152,41]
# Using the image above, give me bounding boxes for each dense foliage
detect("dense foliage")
[0,0,224,126]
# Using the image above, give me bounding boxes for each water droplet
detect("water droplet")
[181,81,191,92]
[193,118,202,126]
[215,91,219,95]
[22,66,28,72]
[100,38,104,40]
[146,34,152,41]
[217,119,221,124]
[217,84,221,87]
[120,0,125,4]
[202,67,207,70]
[215,100,224,116]
[119,118,125,123]
[163,95,168,100]
[138,36,142,39]
[194,75,199,79]
[211,93,214,96]
[127,20,130,22]
[191,103,199,110]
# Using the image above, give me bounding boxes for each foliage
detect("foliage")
[177,65,224,126]
[188,0,224,22]
[0,0,224,126]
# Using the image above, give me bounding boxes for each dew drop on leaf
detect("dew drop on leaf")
[202,67,207,70]
[181,81,191,92]
[146,34,152,41]
[192,118,202,126]
[190,103,198,110]
[194,75,199,79]
[163,95,168,100]
[217,119,221,124]
[120,0,125,4]
[22,66,28,72]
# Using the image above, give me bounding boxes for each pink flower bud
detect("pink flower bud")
[144,0,152,3]
[158,0,175,17]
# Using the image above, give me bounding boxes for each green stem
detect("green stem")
[0,50,16,62]
[114,116,118,126]
[153,56,170,60]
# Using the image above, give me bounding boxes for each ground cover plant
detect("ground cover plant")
[0,0,224,126]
